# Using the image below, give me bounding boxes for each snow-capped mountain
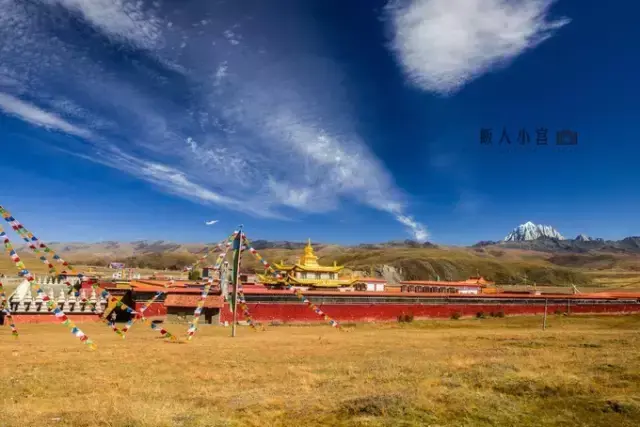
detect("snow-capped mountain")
[575,234,592,242]
[504,221,565,242]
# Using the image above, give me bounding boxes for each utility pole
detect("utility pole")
[543,299,548,331]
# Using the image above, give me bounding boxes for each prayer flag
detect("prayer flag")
[230,231,242,312]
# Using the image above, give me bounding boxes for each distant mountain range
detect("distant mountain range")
[14,222,639,257]
[472,221,640,254]
[246,239,438,250]
[6,222,639,287]
[474,236,640,254]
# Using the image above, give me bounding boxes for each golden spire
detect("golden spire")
[299,238,319,266]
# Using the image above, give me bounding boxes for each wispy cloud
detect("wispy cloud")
[213,61,228,87]
[205,220,218,225]
[0,0,428,241]
[386,0,570,94]
[394,213,428,242]
[0,92,92,139]
[46,0,164,50]
[138,162,240,207]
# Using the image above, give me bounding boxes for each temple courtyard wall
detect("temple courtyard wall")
[8,300,640,325]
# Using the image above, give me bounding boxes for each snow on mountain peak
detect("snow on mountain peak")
[503,221,565,241]
[575,234,592,241]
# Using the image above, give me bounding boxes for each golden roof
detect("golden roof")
[256,239,354,286]
[256,274,357,288]
[288,277,358,287]
[272,239,343,273]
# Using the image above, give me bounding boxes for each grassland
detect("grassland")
[1,316,640,427]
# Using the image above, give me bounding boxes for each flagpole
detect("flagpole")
[231,228,243,338]
[231,281,238,338]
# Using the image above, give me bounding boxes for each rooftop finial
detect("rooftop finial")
[300,238,318,266]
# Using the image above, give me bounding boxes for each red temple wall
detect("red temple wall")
[133,301,167,317]
[219,302,640,323]
[6,301,639,325]
[10,314,103,324]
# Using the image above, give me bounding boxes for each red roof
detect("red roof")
[128,279,215,289]
[165,288,220,294]
[464,276,495,285]
[238,287,640,300]
[398,281,485,287]
[164,294,224,308]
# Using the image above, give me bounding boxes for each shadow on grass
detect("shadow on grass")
[337,393,435,424]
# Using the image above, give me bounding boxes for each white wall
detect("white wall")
[365,282,386,292]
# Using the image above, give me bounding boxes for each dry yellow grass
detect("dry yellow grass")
[588,271,640,290]
[1,316,640,427]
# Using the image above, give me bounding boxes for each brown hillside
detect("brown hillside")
[2,241,640,288]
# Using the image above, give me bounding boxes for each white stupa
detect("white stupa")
[10,279,31,302]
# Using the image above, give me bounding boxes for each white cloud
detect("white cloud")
[386,0,570,94]
[258,108,429,239]
[395,213,429,242]
[205,220,218,225]
[0,67,25,93]
[213,61,228,87]
[139,162,237,206]
[0,92,92,139]
[223,29,241,45]
[46,0,164,50]
[267,178,319,211]
[0,1,428,240]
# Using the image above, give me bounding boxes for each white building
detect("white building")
[354,277,387,292]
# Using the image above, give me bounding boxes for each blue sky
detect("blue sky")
[0,0,638,246]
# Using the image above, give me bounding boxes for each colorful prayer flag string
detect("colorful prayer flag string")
[0,207,135,333]
[0,225,97,349]
[0,282,19,338]
[187,237,233,272]
[121,291,163,336]
[0,206,127,324]
[148,319,178,341]
[118,233,236,338]
[107,318,125,337]
[242,234,341,329]
[233,233,258,330]
[0,206,130,326]
[236,286,258,331]
[186,232,237,340]
[113,232,239,339]
[3,220,136,336]
[5,218,79,292]
[0,205,83,294]
[1,207,112,323]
